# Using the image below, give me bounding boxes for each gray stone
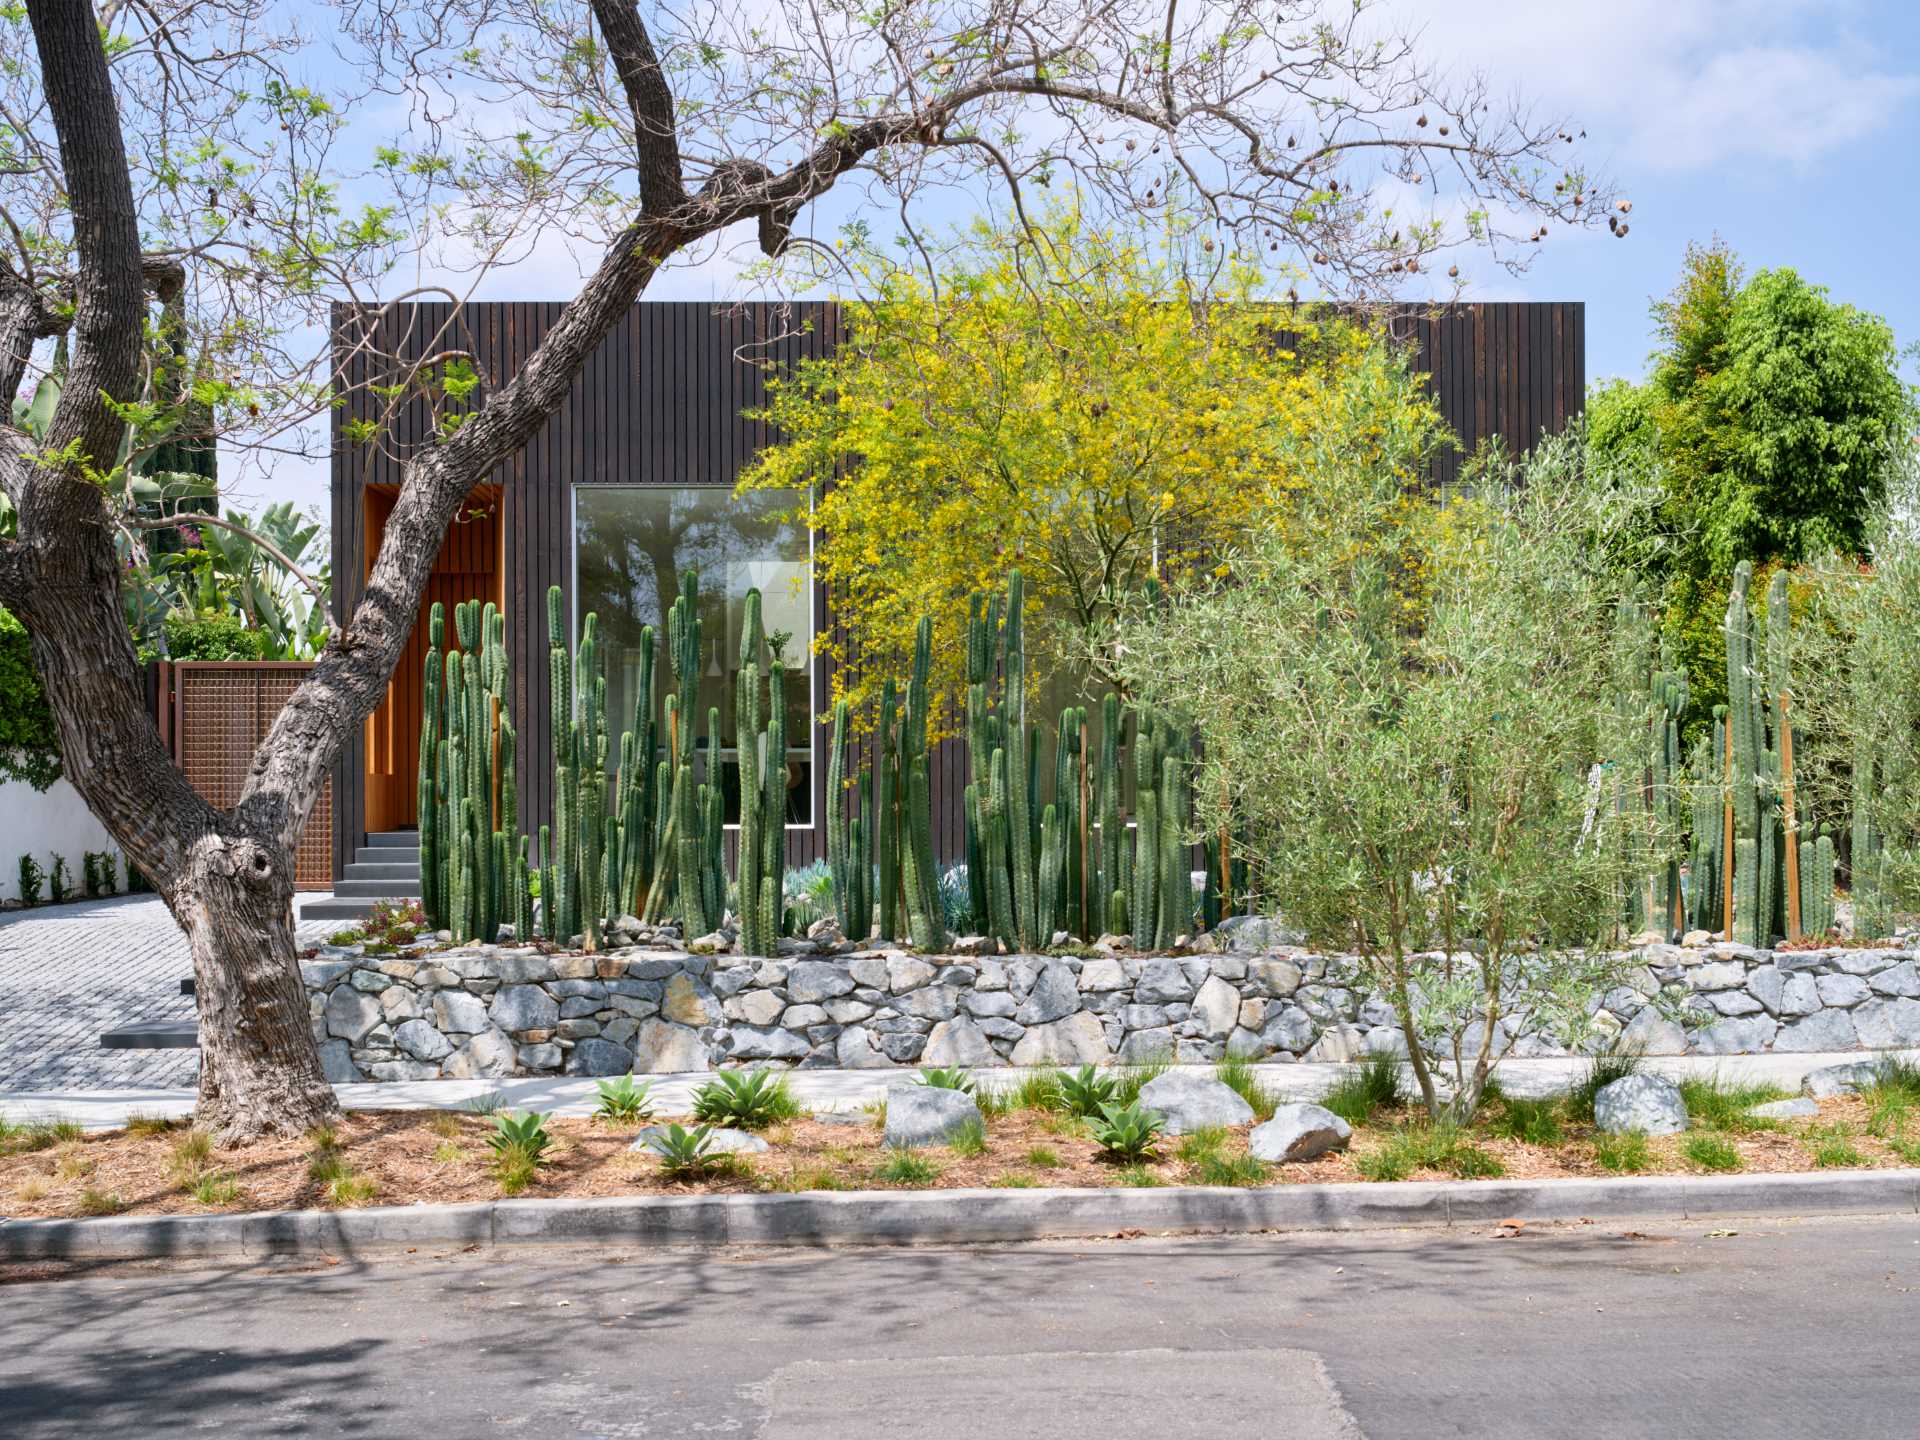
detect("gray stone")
[1303,1026,1367,1064]
[1853,997,1920,1049]
[517,1042,563,1070]
[1015,959,1080,1024]
[1832,949,1897,976]
[1214,915,1306,953]
[1870,961,1920,997]
[392,1018,453,1062]
[566,1037,636,1076]
[728,1026,811,1061]
[1209,955,1249,982]
[1690,1015,1777,1055]
[1773,1009,1859,1052]
[1687,961,1748,991]
[558,996,601,1019]
[444,1026,517,1079]
[1260,1007,1318,1055]
[1746,965,1787,1014]
[1815,973,1872,1008]
[1708,990,1767,1016]
[546,978,607,1000]
[1008,1011,1111,1067]
[977,1018,1026,1043]
[824,997,875,1024]
[1191,975,1241,1040]
[1748,1097,1821,1120]
[897,985,960,1022]
[1136,1070,1255,1135]
[349,969,394,994]
[323,986,382,1044]
[630,1125,768,1156]
[1078,958,1128,992]
[556,1018,602,1041]
[879,1033,928,1064]
[316,1039,364,1083]
[602,1016,639,1049]
[883,1083,983,1148]
[1802,1061,1885,1098]
[489,984,560,1034]
[379,986,420,1023]
[834,1025,894,1069]
[923,1016,996,1068]
[848,955,891,990]
[781,1003,830,1029]
[1619,1007,1689,1057]
[631,1018,710,1074]
[885,956,937,994]
[1246,959,1303,998]
[724,989,785,1026]
[1249,1104,1352,1163]
[627,954,696,981]
[1120,1004,1171,1031]
[365,1059,439,1081]
[1593,1073,1688,1135]
[1135,957,1197,1004]
[710,966,752,1000]
[963,990,1018,1019]
[300,960,353,989]
[1779,973,1822,1016]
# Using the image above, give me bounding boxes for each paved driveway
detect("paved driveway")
[0,896,331,1091]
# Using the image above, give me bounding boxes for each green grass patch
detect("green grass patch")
[126,1111,182,1136]
[1870,1055,1920,1103]
[77,1187,127,1217]
[1863,1084,1914,1142]
[772,1168,851,1193]
[1484,1094,1564,1146]
[1808,1124,1868,1168]
[1023,1145,1061,1169]
[1214,1054,1278,1121]
[1111,1058,1172,1109]
[874,1151,941,1186]
[1354,1126,1505,1182]
[1009,1068,1066,1112]
[1175,1127,1229,1165]
[1116,1165,1163,1187]
[988,1172,1039,1188]
[1320,1054,1402,1127]
[1592,1131,1651,1173]
[1677,1073,1790,1133]
[1195,1151,1270,1187]
[188,1171,242,1206]
[1682,1134,1743,1173]
[947,1119,988,1157]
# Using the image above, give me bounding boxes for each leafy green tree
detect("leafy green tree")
[1591,240,1913,736]
[1111,431,1659,1123]
[0,606,59,790]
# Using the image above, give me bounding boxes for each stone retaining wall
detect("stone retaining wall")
[302,918,1920,1082]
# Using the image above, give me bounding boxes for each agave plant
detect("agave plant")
[592,1076,656,1124]
[690,1068,803,1130]
[1091,1102,1164,1163]
[915,1066,977,1095]
[485,1110,554,1164]
[648,1122,722,1180]
[1058,1065,1121,1118]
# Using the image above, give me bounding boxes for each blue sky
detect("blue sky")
[239,0,1920,511]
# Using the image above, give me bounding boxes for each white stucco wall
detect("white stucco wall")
[0,777,123,903]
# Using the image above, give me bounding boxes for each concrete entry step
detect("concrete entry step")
[300,897,392,923]
[331,879,425,898]
[354,847,422,866]
[365,831,420,849]
[344,863,421,881]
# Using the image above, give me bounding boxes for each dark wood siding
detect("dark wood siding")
[332,299,1585,877]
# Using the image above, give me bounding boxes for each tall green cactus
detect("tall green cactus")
[827,698,871,940]
[1003,573,1038,948]
[875,678,899,940]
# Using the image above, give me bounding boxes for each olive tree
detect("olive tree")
[1111,429,1660,1121]
[0,0,1624,1139]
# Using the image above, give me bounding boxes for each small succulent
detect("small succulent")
[650,1123,722,1180]
[691,1068,802,1130]
[486,1110,553,1164]
[915,1066,976,1095]
[1058,1065,1120,1118]
[1090,1102,1164,1164]
[592,1076,655,1123]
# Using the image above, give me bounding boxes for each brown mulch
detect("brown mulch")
[3,1090,1915,1222]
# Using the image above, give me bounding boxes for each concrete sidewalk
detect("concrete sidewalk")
[4,1048,1915,1130]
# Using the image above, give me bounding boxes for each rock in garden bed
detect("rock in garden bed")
[1593,1074,1689,1135]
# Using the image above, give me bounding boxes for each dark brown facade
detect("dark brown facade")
[330,299,1585,880]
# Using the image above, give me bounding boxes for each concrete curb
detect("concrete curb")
[5,1169,1917,1262]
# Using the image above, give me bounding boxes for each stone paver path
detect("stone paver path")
[0,895,333,1091]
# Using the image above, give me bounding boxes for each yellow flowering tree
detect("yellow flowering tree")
[739,215,1445,722]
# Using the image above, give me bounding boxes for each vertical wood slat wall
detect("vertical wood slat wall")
[332,300,1584,878]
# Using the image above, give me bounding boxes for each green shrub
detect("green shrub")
[1008,1068,1065,1113]
[189,1171,242,1206]
[158,612,268,661]
[0,607,60,790]
[486,1111,554,1165]
[77,1187,127,1217]
[650,1123,730,1181]
[692,1069,803,1130]
[1058,1065,1121,1117]
[1683,1134,1743,1172]
[16,853,43,906]
[592,1076,655,1124]
[1593,1131,1652,1173]
[1320,1054,1402,1127]
[916,1066,976,1095]
[1176,1127,1229,1165]
[82,851,118,898]
[327,928,365,946]
[47,855,69,904]
[1091,1102,1164,1164]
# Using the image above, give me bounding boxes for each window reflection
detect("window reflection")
[574,487,812,824]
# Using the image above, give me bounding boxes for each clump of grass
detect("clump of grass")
[494,1145,541,1195]
[989,1172,1039,1188]
[325,1173,379,1206]
[1023,1145,1060,1169]
[1485,1094,1565,1146]
[947,1119,988,1157]
[169,1130,213,1177]
[776,1168,850,1193]
[307,1123,341,1153]
[1807,1123,1867,1168]
[14,1177,48,1203]
[55,1151,95,1181]
[1593,1131,1651,1173]
[1214,1054,1278,1121]
[1116,1165,1163,1188]
[1354,1126,1505,1182]
[77,1187,127,1217]
[1176,1127,1229,1166]
[874,1151,941,1185]
[429,1112,463,1140]
[1565,1047,1645,1124]
[1038,1111,1090,1139]
[1682,1134,1743,1173]
[1010,1068,1065,1113]
[1871,1055,1920,1103]
[1320,1054,1403,1127]
[126,1111,182,1136]
[189,1171,242,1206]
[1678,1074,1789,1133]
[1886,1137,1920,1166]
[1112,1057,1172,1109]
[463,1091,507,1117]
[308,1148,352,1185]
[431,1139,465,1164]
[1195,1151,1270,1187]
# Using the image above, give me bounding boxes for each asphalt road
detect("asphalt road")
[4,1215,1918,1438]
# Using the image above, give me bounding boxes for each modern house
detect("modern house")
[324,299,1586,904]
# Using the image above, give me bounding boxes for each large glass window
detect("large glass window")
[574,487,812,825]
